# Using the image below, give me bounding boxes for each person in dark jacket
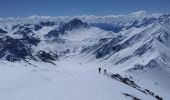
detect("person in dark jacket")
[104,69,107,75]
[98,67,101,74]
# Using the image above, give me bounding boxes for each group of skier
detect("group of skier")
[98,67,107,75]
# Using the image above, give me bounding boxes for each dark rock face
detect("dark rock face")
[37,51,58,62]
[96,44,122,59]
[108,73,163,100]
[0,34,41,62]
[158,14,170,24]
[20,36,40,46]
[12,24,24,30]
[21,27,33,34]
[94,29,147,59]
[0,28,8,33]
[45,18,88,38]
[145,59,158,68]
[156,32,170,47]
[128,64,144,71]
[68,18,84,26]
[134,40,153,57]
[34,24,43,31]
[45,29,62,38]
[127,17,156,29]
[59,18,88,32]
[115,56,132,65]
[0,21,70,63]
[123,93,140,100]
[0,34,61,62]
[12,24,31,30]
[94,35,125,59]
[0,36,34,61]
[40,21,55,26]
[14,26,34,37]
[12,25,40,46]
[63,18,88,30]
[128,59,159,72]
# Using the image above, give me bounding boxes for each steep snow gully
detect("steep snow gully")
[0,12,170,100]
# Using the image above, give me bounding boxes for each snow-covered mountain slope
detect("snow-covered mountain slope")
[0,57,161,100]
[0,12,170,100]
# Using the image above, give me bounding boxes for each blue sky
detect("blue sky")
[0,0,170,18]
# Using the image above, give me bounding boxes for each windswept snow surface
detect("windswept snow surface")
[0,56,156,100]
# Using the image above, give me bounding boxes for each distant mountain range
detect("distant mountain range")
[0,11,170,100]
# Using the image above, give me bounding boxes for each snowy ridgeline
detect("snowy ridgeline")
[0,12,170,100]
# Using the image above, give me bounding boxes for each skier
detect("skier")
[104,69,107,75]
[98,67,101,74]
